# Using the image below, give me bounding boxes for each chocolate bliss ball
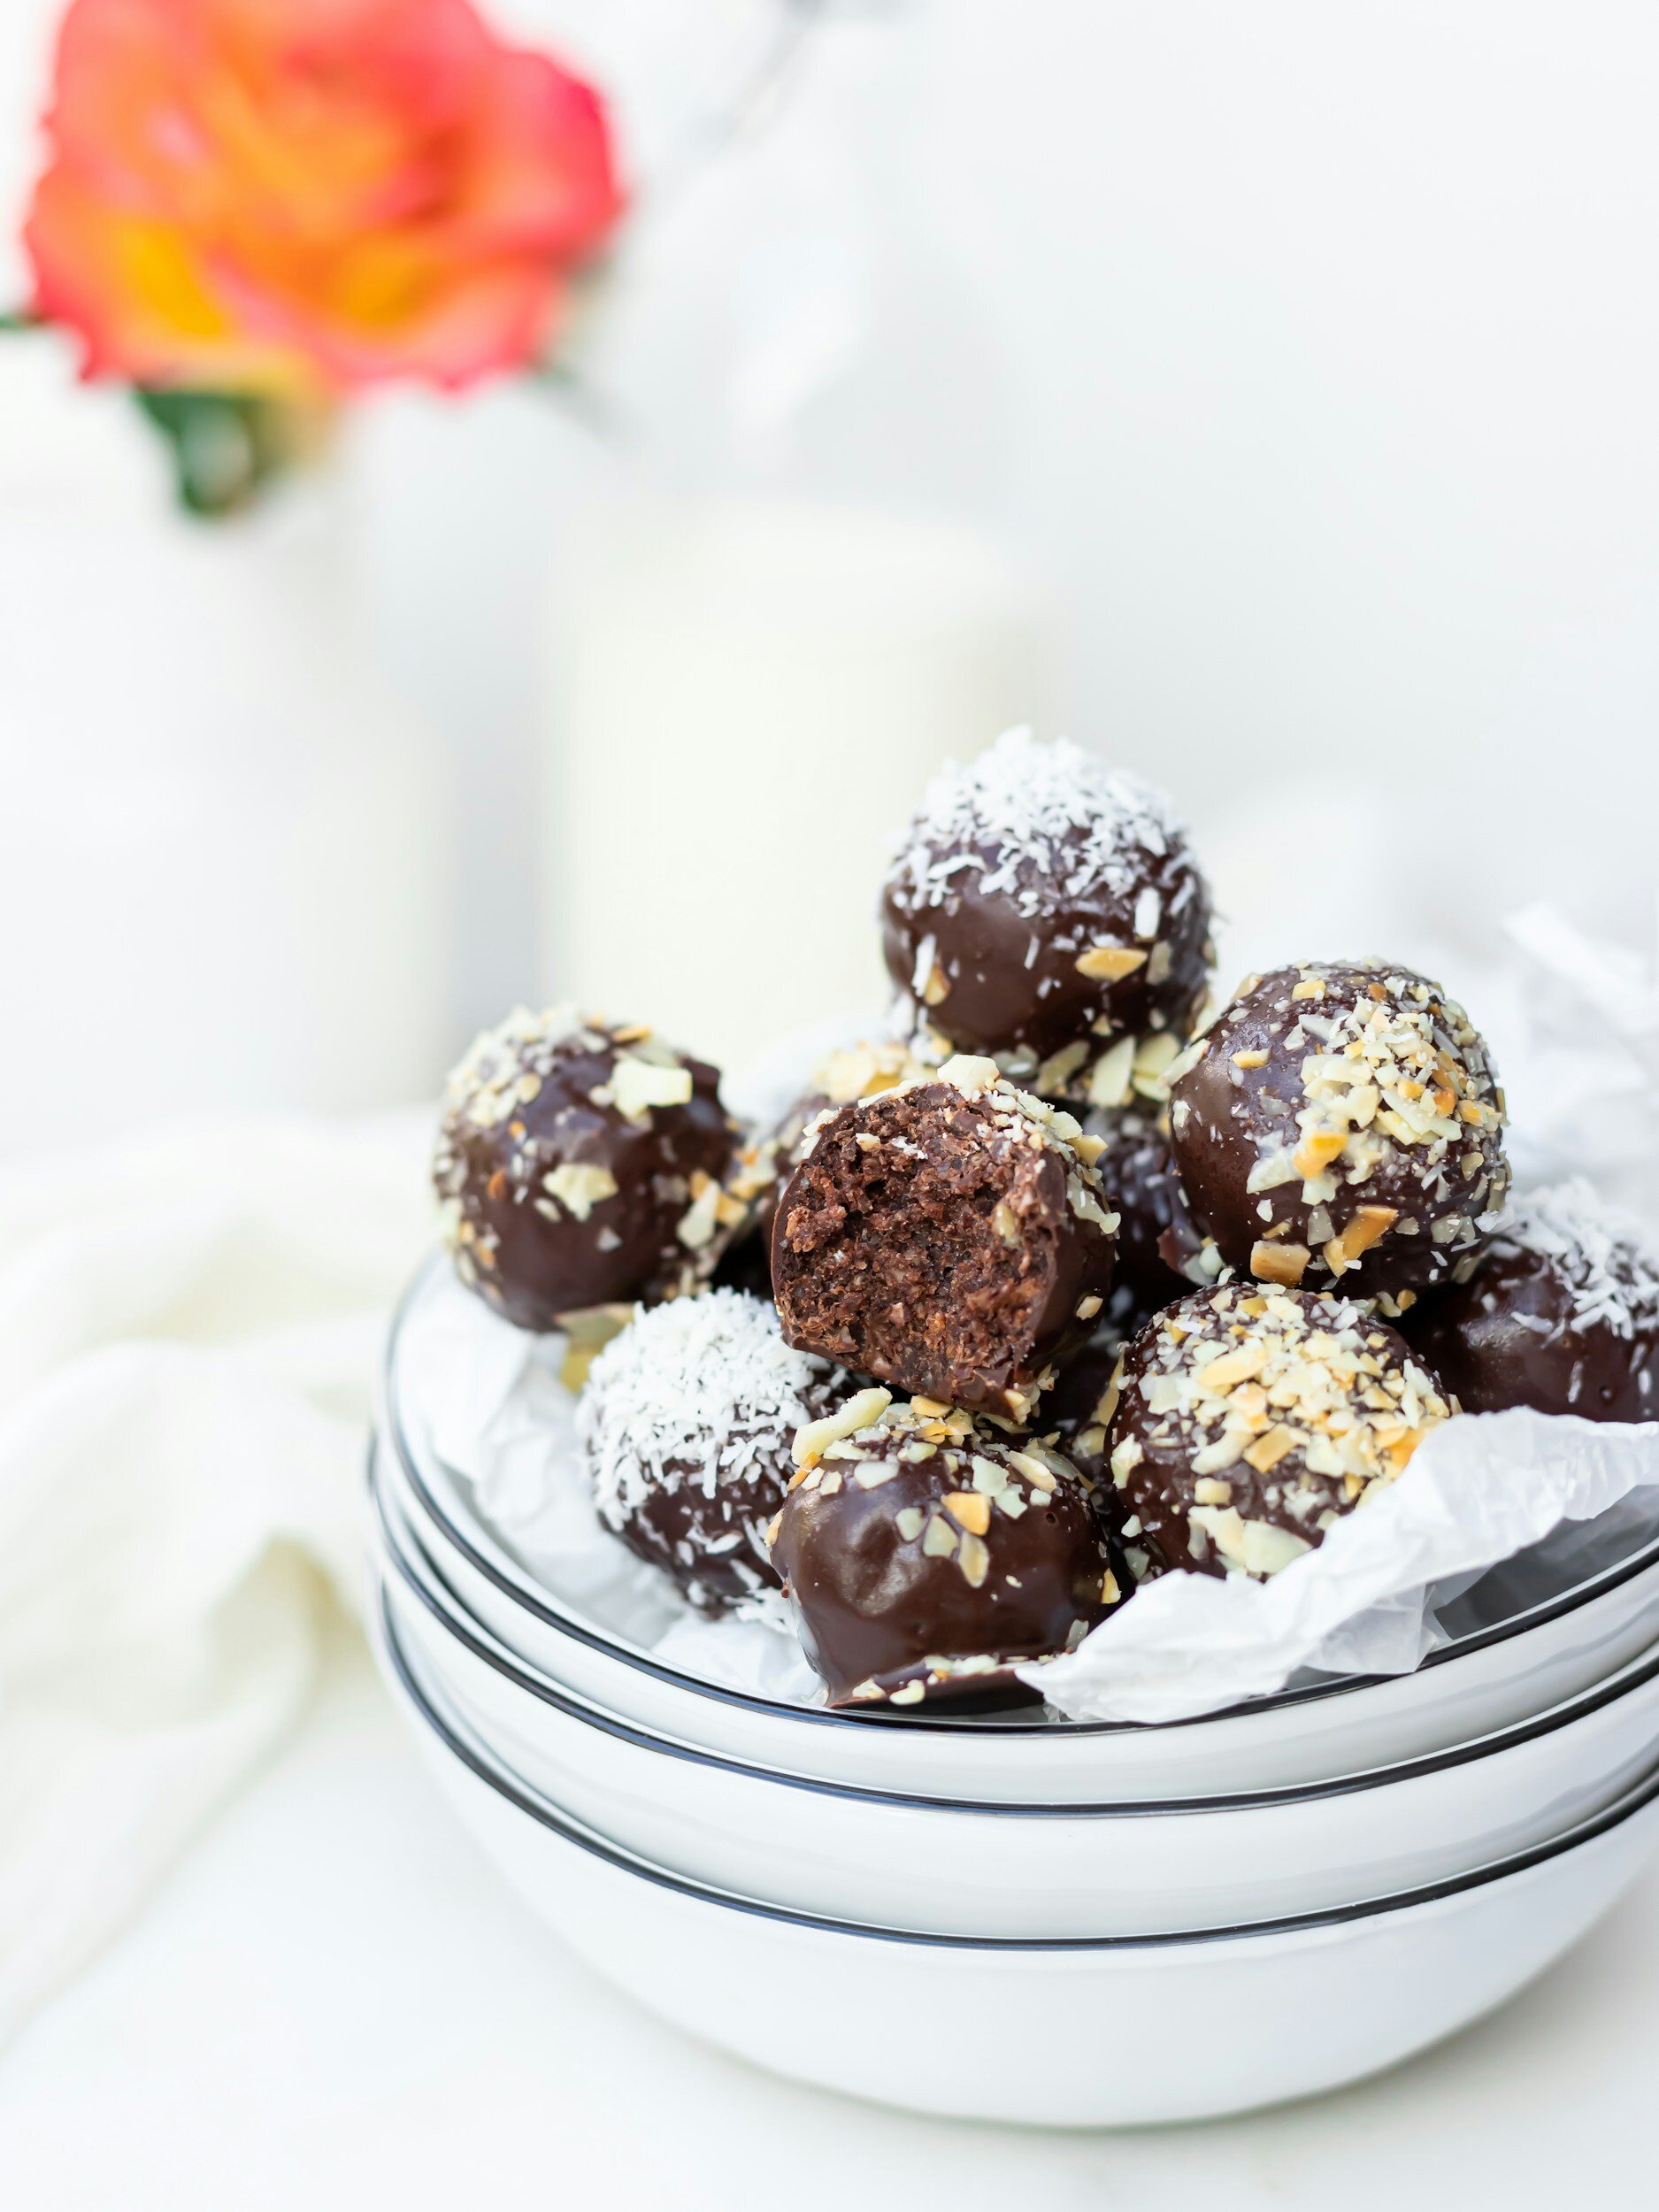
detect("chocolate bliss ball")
[771,1055,1118,1421]
[579,1288,845,1616]
[713,1040,935,1302]
[1407,1180,1659,1423]
[1106,1285,1455,1582]
[434,1006,740,1332]
[769,1392,1118,1708]
[1167,961,1509,1313]
[881,728,1214,1102]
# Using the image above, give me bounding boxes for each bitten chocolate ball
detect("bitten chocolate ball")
[1167,961,1509,1312]
[771,1056,1118,1420]
[578,1289,845,1617]
[881,729,1214,1102]
[434,1006,740,1333]
[1107,1285,1455,1582]
[769,1393,1118,1707]
[713,1041,935,1302]
[1407,1180,1659,1423]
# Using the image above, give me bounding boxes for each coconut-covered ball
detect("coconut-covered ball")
[1167,961,1509,1313]
[1407,1180,1659,1423]
[713,1040,936,1302]
[434,1006,741,1333]
[769,1392,1118,1708]
[772,1055,1118,1421]
[880,728,1214,1102]
[578,1289,846,1616]
[1107,1284,1455,1582]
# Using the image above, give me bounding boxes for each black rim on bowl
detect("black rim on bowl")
[377,1588,1659,1955]
[371,1455,1659,1816]
[383,1256,1659,1740]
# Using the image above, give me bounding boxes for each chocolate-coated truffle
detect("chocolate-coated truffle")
[771,1055,1118,1419]
[881,729,1214,1102]
[1167,961,1509,1311]
[769,1393,1118,1707]
[1044,1302,1145,1487]
[1087,1104,1212,1308]
[578,1288,845,1616]
[1106,1284,1455,1581]
[434,1006,740,1333]
[1407,1180,1659,1423]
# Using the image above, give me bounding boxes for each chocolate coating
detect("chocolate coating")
[1107,1285,1455,1581]
[1168,961,1509,1310]
[1407,1181,1659,1423]
[881,729,1213,1099]
[770,1398,1118,1707]
[578,1289,844,1616]
[1044,1299,1143,1487]
[771,1059,1118,1419]
[1087,1104,1210,1308]
[434,1006,738,1333]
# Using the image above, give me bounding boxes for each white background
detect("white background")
[4,1,1656,1045]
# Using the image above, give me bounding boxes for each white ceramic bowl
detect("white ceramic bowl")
[373,1594,1659,2128]
[371,1488,1659,1938]
[376,1329,1659,1802]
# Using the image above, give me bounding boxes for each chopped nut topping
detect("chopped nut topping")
[1251,1240,1310,1286]
[942,1491,992,1536]
[1324,1204,1399,1275]
[793,1386,893,1468]
[957,1532,991,1587]
[1076,941,1148,982]
[611,1056,694,1120]
[543,1161,618,1222]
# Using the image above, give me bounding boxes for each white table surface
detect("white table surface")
[3,1617,1655,2212]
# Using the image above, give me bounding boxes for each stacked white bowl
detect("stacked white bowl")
[370,1263,1659,2127]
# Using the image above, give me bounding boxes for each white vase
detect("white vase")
[0,341,453,1147]
[534,9,1048,1069]
[541,492,1043,1068]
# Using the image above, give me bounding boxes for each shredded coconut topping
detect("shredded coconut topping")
[888,727,1187,918]
[1498,1179,1659,1341]
[579,1290,834,1530]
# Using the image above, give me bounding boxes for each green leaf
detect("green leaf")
[133,388,297,519]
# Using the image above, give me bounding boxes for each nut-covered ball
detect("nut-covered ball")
[769,1394,1118,1707]
[578,1289,846,1616]
[1108,1285,1455,1581]
[434,1006,740,1333]
[1407,1180,1659,1423]
[1167,961,1509,1311]
[881,728,1214,1102]
[771,1055,1118,1420]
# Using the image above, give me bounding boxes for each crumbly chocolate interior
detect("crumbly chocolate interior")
[773,1086,1079,1413]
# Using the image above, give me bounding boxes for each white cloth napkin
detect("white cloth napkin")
[0,1115,430,2046]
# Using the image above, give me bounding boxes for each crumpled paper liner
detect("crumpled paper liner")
[1024,1409,1659,1720]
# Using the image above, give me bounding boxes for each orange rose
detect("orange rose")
[23,0,625,397]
